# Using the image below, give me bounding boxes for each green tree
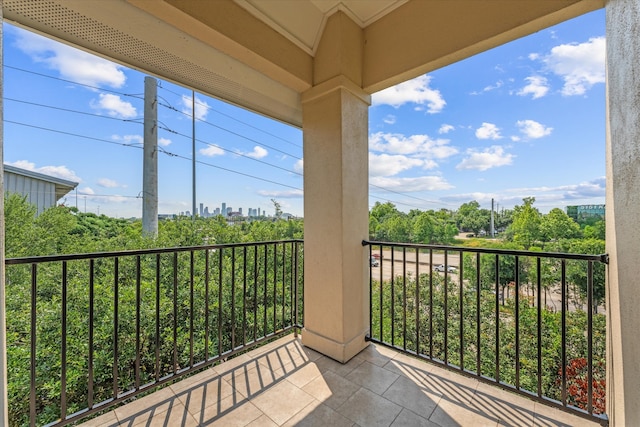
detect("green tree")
[508,197,542,249]
[540,208,581,242]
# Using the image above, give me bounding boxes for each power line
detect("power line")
[370,183,458,207]
[158,124,302,177]
[5,120,302,191]
[158,101,302,160]
[5,97,143,123]
[4,64,144,99]
[158,84,302,149]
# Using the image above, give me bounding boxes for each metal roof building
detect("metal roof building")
[3,164,78,215]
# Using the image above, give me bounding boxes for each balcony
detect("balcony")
[5,240,607,426]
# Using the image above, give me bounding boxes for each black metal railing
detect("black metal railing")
[5,239,303,427]
[363,240,608,426]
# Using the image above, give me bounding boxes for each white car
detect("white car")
[370,257,380,267]
[434,264,456,273]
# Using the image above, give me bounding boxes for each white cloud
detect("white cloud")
[517,76,549,99]
[242,146,268,159]
[475,123,502,140]
[257,189,303,198]
[91,93,137,119]
[78,186,95,195]
[200,145,224,157]
[383,115,396,125]
[456,146,514,171]
[181,94,211,120]
[372,75,446,113]
[12,27,126,88]
[516,120,553,139]
[369,153,425,177]
[542,36,605,96]
[293,159,304,173]
[97,178,125,188]
[159,137,172,147]
[370,175,453,192]
[8,160,82,182]
[369,132,457,158]
[112,134,143,145]
[471,80,504,95]
[438,124,455,134]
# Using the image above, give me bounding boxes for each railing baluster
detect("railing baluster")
[135,256,141,389]
[205,250,210,361]
[459,250,464,371]
[113,257,119,399]
[444,251,448,365]
[218,248,223,358]
[61,261,68,420]
[254,245,259,341]
[273,243,277,333]
[172,253,178,373]
[189,251,194,368]
[231,247,236,350]
[429,249,433,359]
[587,260,594,415]
[561,259,567,406]
[402,247,407,351]
[263,245,268,338]
[476,252,481,376]
[391,248,395,347]
[282,243,286,331]
[515,256,520,390]
[415,248,420,356]
[537,257,542,397]
[494,253,500,383]
[88,260,95,408]
[155,254,160,382]
[379,245,384,341]
[30,263,36,427]
[243,246,247,347]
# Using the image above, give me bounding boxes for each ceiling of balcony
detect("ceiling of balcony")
[3,0,602,128]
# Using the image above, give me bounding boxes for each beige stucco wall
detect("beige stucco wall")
[605,0,640,424]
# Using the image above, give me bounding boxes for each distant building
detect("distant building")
[4,164,78,215]
[566,204,605,221]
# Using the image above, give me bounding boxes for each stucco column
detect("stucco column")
[605,0,640,424]
[301,75,370,362]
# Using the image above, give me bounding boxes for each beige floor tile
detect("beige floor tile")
[250,379,316,425]
[246,413,279,427]
[224,361,287,399]
[282,399,355,427]
[358,343,399,367]
[345,360,400,395]
[301,369,361,409]
[286,361,323,388]
[337,387,403,427]
[472,383,535,427]
[114,386,177,423]
[383,376,442,420]
[173,375,237,416]
[313,353,364,377]
[76,410,120,427]
[391,408,441,427]
[532,404,602,427]
[199,394,263,426]
[429,397,500,427]
[130,401,199,427]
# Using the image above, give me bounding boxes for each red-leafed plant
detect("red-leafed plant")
[558,357,606,414]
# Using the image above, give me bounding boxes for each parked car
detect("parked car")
[434,264,456,273]
[370,257,380,267]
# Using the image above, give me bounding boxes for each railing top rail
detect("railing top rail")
[362,239,608,264]
[5,238,304,265]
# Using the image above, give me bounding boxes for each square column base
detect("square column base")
[301,327,369,363]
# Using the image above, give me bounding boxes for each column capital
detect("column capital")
[302,75,371,106]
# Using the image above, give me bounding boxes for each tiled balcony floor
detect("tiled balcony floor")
[79,334,601,427]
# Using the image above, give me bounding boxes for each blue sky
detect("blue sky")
[3,9,605,219]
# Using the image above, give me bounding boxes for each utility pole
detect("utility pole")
[491,198,495,238]
[192,90,196,221]
[142,76,158,236]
